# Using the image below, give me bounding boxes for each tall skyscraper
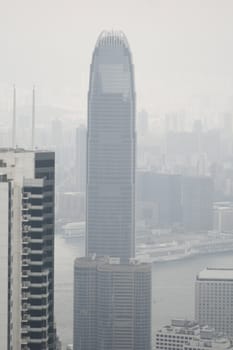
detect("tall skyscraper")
[86,31,136,260]
[75,125,87,193]
[0,149,56,350]
[74,31,151,350]
[195,267,233,339]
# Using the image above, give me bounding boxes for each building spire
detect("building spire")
[12,85,16,148]
[31,86,35,149]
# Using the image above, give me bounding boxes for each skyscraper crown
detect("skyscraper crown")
[96,30,130,49]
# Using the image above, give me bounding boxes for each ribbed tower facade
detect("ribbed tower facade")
[86,31,136,260]
[73,31,151,350]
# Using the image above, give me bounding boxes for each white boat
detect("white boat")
[136,241,193,263]
[136,234,233,263]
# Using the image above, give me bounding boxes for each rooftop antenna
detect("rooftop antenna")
[31,86,35,149]
[12,85,16,148]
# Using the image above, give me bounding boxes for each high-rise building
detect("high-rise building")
[73,31,151,350]
[74,256,151,350]
[213,202,233,233]
[86,31,136,260]
[0,148,56,350]
[195,267,233,339]
[75,125,87,193]
[136,171,182,228]
[182,176,213,232]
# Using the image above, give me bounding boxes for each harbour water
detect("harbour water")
[55,235,233,347]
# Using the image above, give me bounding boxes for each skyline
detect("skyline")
[1,2,233,348]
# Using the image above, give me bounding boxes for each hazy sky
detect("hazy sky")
[1,0,233,114]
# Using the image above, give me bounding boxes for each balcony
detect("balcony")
[22,225,31,233]
[22,237,30,244]
[22,214,30,222]
[22,270,30,278]
[23,192,30,200]
[22,259,30,266]
[22,303,29,311]
[22,281,30,289]
[22,247,30,255]
[22,314,30,322]
[22,292,30,300]
[21,336,30,344]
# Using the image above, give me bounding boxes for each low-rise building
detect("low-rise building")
[154,319,233,350]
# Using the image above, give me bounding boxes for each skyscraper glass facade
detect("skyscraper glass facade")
[86,31,136,260]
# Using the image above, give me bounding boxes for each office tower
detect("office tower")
[182,176,213,232]
[154,319,233,350]
[75,125,87,193]
[195,267,233,339]
[73,31,151,350]
[74,256,151,350]
[86,31,136,260]
[214,202,233,233]
[0,149,55,350]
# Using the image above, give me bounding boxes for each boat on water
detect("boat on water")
[136,234,233,263]
[136,241,193,263]
[60,220,233,263]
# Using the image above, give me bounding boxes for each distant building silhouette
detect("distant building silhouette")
[137,171,213,231]
[137,171,182,228]
[214,202,233,233]
[182,176,213,232]
[75,125,87,193]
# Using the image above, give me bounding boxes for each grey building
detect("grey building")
[75,125,87,193]
[0,149,56,350]
[136,171,182,228]
[74,256,151,350]
[195,267,233,339]
[86,31,136,260]
[73,31,151,350]
[182,176,213,232]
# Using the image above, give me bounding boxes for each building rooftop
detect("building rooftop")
[74,255,151,272]
[156,319,200,336]
[96,30,130,49]
[0,147,53,154]
[197,267,233,281]
[186,336,233,349]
